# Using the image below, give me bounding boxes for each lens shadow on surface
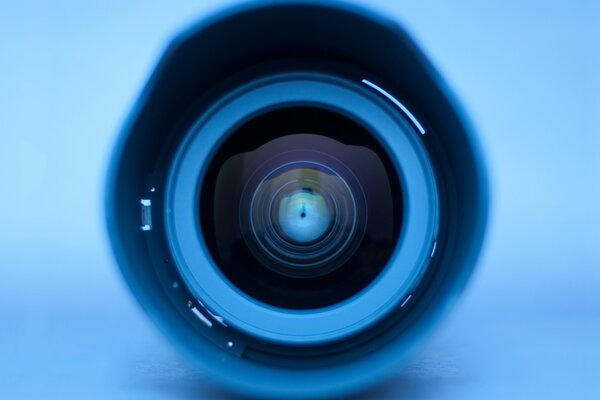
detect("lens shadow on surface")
[127,350,461,400]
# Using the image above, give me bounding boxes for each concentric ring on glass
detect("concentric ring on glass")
[241,155,367,279]
[207,122,392,307]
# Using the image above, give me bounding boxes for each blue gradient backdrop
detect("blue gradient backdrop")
[1,1,599,398]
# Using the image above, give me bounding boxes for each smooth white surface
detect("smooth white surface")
[1,0,599,398]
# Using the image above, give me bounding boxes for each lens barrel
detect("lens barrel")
[105,2,488,398]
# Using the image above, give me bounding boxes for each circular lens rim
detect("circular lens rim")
[165,72,439,345]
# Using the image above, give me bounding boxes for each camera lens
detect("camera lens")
[201,106,401,308]
[105,2,488,398]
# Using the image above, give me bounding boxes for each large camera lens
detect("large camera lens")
[105,2,488,398]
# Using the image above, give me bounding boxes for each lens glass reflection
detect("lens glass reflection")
[277,185,332,244]
[200,107,402,309]
[244,160,364,277]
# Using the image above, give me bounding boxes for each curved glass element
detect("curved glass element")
[243,160,364,277]
[200,107,402,309]
[277,185,332,244]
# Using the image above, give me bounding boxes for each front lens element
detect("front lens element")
[200,107,402,309]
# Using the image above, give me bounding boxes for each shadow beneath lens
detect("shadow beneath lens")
[129,353,461,400]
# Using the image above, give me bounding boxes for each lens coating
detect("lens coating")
[200,107,402,309]
[241,156,366,278]
[276,184,332,244]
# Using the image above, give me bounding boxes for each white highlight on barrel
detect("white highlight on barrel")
[361,79,426,134]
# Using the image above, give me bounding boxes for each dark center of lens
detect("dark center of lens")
[200,106,402,309]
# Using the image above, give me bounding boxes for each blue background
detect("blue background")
[1,0,599,398]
